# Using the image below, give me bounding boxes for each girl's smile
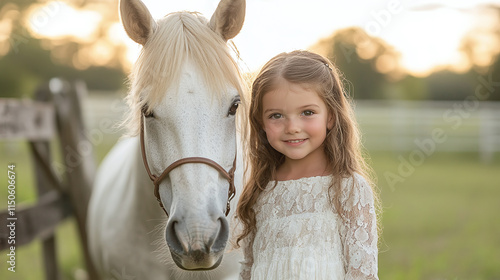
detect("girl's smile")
[283,138,308,146]
[285,139,307,145]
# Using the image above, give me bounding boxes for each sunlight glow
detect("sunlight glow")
[376,54,398,74]
[22,0,500,76]
[378,7,475,77]
[108,22,138,70]
[0,4,19,56]
[26,1,101,42]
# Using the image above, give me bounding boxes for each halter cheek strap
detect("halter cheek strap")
[140,116,236,216]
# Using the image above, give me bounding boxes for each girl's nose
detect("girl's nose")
[285,118,301,134]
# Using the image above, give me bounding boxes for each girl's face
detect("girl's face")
[261,80,333,167]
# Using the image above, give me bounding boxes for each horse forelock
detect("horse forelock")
[123,11,245,136]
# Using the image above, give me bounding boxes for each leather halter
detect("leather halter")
[140,115,236,216]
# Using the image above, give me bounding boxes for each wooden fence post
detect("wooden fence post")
[30,85,62,280]
[50,78,100,280]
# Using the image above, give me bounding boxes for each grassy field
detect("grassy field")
[373,151,500,279]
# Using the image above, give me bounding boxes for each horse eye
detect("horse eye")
[142,105,155,118]
[228,101,240,116]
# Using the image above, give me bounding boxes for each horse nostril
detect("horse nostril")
[211,217,229,252]
[165,219,184,253]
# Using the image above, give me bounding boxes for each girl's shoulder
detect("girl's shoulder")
[339,172,375,209]
[342,172,371,187]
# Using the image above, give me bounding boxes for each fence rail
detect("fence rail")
[355,100,500,161]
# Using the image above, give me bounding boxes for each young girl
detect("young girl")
[236,50,379,279]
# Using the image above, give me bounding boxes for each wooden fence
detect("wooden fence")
[355,100,500,162]
[0,79,100,279]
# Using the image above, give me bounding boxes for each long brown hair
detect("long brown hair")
[236,50,379,246]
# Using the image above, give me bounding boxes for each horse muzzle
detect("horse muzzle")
[165,214,229,270]
[169,248,224,270]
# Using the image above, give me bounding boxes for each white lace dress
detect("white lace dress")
[239,174,378,280]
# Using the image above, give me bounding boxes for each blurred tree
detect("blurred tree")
[460,6,500,73]
[490,59,500,101]
[459,5,500,101]
[385,76,428,100]
[0,0,126,97]
[311,5,500,102]
[424,71,476,101]
[310,27,404,99]
[481,6,500,101]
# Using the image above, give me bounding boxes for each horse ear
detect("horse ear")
[209,0,246,41]
[119,0,157,45]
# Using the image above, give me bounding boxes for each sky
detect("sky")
[27,0,500,76]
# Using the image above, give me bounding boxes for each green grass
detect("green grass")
[1,140,499,279]
[374,151,500,279]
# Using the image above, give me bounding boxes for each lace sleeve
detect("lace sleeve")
[239,231,255,280]
[339,174,379,279]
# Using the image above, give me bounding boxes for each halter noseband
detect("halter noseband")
[140,115,236,216]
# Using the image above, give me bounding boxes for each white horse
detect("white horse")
[87,0,246,279]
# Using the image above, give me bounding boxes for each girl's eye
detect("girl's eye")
[269,113,282,120]
[228,100,240,116]
[302,110,314,116]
